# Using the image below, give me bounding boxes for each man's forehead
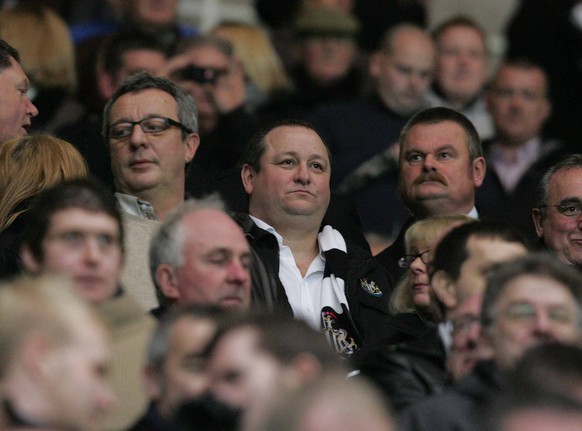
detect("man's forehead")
[0,58,28,83]
[404,121,468,149]
[551,167,582,189]
[497,274,575,305]
[49,207,120,232]
[264,126,329,157]
[112,88,177,114]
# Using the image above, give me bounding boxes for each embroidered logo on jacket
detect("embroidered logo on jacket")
[359,278,382,297]
[321,308,359,356]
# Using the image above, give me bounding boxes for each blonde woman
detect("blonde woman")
[390,215,474,321]
[211,21,292,111]
[0,134,88,276]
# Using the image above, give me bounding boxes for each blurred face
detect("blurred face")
[172,210,252,310]
[45,320,115,431]
[487,65,550,145]
[0,58,38,143]
[172,45,231,122]
[114,49,167,86]
[243,126,331,229]
[33,208,123,304]
[455,236,527,300]
[399,121,485,218]
[155,316,216,418]
[447,292,491,380]
[108,88,198,197]
[435,25,487,105]
[533,168,582,266]
[370,29,434,116]
[207,327,283,419]
[126,0,178,26]
[302,36,357,83]
[486,275,581,369]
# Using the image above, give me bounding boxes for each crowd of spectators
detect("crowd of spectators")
[1,1,582,430]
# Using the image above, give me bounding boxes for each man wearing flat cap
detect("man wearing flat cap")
[261,8,364,122]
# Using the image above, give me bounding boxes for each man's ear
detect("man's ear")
[471,156,486,188]
[532,207,545,238]
[184,133,200,164]
[241,164,255,195]
[156,264,180,302]
[21,245,41,273]
[432,270,458,310]
[144,364,162,400]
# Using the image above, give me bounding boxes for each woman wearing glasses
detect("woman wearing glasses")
[353,214,473,412]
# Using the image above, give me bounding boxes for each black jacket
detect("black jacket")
[400,361,505,431]
[353,315,447,412]
[233,213,396,348]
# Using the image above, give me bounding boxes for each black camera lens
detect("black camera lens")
[178,65,222,85]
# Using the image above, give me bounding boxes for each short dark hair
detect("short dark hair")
[240,119,331,172]
[100,32,167,78]
[431,15,486,48]
[480,253,582,329]
[147,304,224,373]
[398,107,483,161]
[22,178,124,262]
[431,221,526,282]
[509,342,582,398]
[205,312,341,369]
[0,38,20,72]
[491,57,550,99]
[102,71,198,141]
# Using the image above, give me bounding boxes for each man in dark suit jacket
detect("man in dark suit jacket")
[375,107,486,282]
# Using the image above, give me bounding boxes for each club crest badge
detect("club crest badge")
[360,278,382,297]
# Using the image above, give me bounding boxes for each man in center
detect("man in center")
[238,119,393,356]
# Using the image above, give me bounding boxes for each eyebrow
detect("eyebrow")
[405,144,457,155]
[559,197,582,204]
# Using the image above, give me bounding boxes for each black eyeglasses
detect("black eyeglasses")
[398,249,430,269]
[540,201,582,217]
[108,116,193,140]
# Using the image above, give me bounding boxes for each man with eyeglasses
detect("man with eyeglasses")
[103,71,200,311]
[401,253,582,431]
[476,59,567,244]
[103,71,199,222]
[533,154,582,268]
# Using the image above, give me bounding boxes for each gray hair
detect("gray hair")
[481,253,582,330]
[102,71,198,141]
[535,154,582,218]
[149,194,226,307]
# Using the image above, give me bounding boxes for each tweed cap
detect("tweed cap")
[294,8,360,39]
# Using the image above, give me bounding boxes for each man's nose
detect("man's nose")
[294,163,311,184]
[26,96,38,117]
[128,124,149,148]
[227,259,249,283]
[422,154,437,172]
